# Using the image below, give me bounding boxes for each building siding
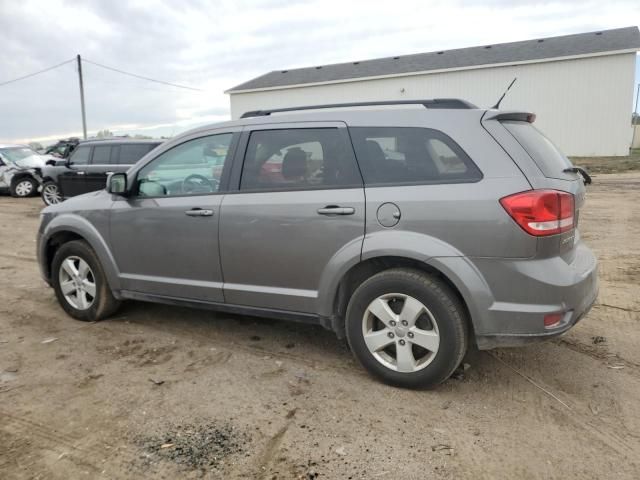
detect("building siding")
[229,53,637,156]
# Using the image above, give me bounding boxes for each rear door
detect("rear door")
[219,123,365,313]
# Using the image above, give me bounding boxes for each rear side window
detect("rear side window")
[502,121,572,177]
[92,145,112,164]
[240,128,362,191]
[69,145,90,165]
[118,144,156,165]
[349,127,482,185]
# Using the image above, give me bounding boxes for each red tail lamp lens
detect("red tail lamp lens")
[544,313,564,328]
[500,190,574,236]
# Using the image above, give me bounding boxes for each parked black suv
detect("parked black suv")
[40,138,163,205]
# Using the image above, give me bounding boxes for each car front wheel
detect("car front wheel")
[345,268,468,389]
[11,177,37,197]
[51,240,121,321]
[41,181,63,206]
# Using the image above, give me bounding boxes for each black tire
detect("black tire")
[41,181,63,206]
[345,268,468,389]
[10,176,37,197]
[51,240,121,321]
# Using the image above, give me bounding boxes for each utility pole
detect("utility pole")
[632,83,640,153]
[77,54,87,140]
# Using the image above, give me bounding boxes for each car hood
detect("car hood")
[12,154,49,169]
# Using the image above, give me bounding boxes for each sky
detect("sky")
[0,0,639,144]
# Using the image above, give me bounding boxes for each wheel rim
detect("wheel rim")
[15,180,33,196]
[58,256,96,310]
[362,293,440,373]
[43,184,62,205]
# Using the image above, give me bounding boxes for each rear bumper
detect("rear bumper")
[466,241,599,349]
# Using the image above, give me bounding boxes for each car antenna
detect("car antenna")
[491,77,517,109]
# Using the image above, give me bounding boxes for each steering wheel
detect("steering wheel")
[182,174,218,194]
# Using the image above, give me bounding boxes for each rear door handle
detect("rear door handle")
[185,208,214,217]
[317,206,355,216]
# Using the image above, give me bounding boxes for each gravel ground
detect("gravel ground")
[0,173,639,479]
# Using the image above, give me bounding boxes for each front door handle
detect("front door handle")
[317,206,355,216]
[76,171,86,175]
[185,208,214,217]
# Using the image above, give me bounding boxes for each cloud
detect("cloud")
[0,0,638,143]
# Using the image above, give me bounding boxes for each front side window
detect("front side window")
[69,146,91,165]
[240,128,361,191]
[92,145,112,165]
[349,127,482,185]
[135,134,232,197]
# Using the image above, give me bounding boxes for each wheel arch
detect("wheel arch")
[324,255,486,342]
[40,216,121,293]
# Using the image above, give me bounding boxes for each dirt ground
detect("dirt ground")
[1,173,639,480]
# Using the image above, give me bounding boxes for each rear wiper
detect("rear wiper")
[563,166,592,185]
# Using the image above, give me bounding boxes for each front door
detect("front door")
[220,124,365,313]
[58,144,92,197]
[109,132,237,302]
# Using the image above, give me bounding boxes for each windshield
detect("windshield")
[0,147,45,168]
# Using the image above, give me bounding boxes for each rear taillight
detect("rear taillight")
[500,190,575,236]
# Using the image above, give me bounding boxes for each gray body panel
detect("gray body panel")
[36,104,598,350]
[109,194,225,302]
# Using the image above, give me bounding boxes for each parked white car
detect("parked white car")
[0,144,50,197]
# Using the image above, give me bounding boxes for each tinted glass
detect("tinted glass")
[349,127,482,185]
[92,145,111,164]
[70,146,90,165]
[118,144,156,165]
[503,121,572,177]
[136,134,232,197]
[241,128,361,191]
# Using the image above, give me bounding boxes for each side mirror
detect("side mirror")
[107,172,128,195]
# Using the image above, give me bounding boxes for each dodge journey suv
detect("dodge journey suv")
[36,99,598,388]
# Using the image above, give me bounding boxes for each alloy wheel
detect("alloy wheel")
[362,293,440,373]
[43,184,62,205]
[58,256,96,310]
[15,180,33,197]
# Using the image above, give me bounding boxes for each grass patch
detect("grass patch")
[570,151,640,174]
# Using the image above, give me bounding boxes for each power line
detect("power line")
[82,58,202,91]
[0,58,75,87]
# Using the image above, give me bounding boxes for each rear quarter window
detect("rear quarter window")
[349,127,482,185]
[502,121,572,178]
[117,144,157,165]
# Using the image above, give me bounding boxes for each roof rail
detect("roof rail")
[240,98,476,118]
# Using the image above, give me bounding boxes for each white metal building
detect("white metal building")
[227,27,640,156]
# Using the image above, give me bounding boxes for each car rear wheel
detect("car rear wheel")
[11,177,36,197]
[42,181,63,206]
[51,240,121,321]
[345,268,468,389]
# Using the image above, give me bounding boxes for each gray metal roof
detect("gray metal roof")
[228,26,640,92]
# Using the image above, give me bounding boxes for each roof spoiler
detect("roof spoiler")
[483,110,536,123]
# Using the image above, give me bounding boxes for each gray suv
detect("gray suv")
[36,99,598,388]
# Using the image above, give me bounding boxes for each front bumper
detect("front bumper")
[471,241,599,349]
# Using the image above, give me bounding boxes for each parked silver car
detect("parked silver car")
[0,144,49,197]
[36,99,598,388]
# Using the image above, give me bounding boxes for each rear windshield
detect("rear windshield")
[502,121,572,177]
